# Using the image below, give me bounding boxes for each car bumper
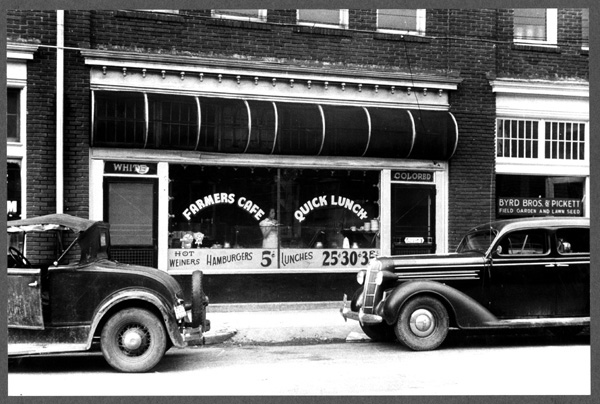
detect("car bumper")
[340,294,383,324]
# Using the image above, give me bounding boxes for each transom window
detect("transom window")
[212,9,267,22]
[497,118,586,161]
[377,9,425,34]
[297,9,348,29]
[513,8,557,45]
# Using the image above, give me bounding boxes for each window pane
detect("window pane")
[514,8,547,41]
[168,166,380,270]
[7,88,20,142]
[199,97,249,153]
[378,9,417,31]
[298,9,340,25]
[148,94,198,150]
[556,228,589,254]
[276,103,323,155]
[499,230,548,255]
[108,182,154,245]
[214,9,263,19]
[94,91,146,147]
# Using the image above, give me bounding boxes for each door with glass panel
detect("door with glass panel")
[391,185,436,255]
[104,178,158,267]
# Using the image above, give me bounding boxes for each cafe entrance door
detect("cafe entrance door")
[104,177,158,267]
[391,184,436,255]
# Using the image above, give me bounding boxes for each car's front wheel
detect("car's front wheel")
[394,296,449,351]
[101,308,167,373]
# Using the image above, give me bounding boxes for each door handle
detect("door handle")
[28,281,38,288]
[556,263,570,267]
[544,264,555,267]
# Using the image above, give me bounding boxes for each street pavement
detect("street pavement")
[202,301,370,345]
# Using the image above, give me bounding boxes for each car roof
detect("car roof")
[7,213,105,233]
[467,216,589,234]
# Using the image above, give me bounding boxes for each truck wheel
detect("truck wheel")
[360,322,396,342]
[394,296,449,351]
[190,270,206,328]
[101,308,167,373]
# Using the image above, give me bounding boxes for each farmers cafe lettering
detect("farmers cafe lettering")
[498,197,583,217]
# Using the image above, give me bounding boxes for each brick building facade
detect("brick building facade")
[6,9,589,303]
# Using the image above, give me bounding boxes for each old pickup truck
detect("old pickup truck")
[7,213,210,372]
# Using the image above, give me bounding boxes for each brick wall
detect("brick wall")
[7,8,588,253]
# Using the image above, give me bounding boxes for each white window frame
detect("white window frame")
[513,8,557,46]
[581,8,589,50]
[377,9,426,35]
[297,9,349,29]
[212,9,267,22]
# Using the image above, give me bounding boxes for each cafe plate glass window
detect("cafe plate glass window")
[168,166,380,271]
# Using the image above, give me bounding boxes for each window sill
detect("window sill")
[206,18,271,31]
[374,32,430,43]
[116,10,184,23]
[512,42,561,53]
[293,25,352,37]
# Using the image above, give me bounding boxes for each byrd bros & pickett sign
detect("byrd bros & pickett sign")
[497,197,583,217]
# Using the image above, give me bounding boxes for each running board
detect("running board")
[473,317,590,330]
[8,343,89,357]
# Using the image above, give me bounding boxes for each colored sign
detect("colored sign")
[105,161,157,175]
[168,248,379,271]
[391,170,434,182]
[497,197,583,217]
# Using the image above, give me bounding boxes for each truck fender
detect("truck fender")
[88,288,185,349]
[381,280,498,329]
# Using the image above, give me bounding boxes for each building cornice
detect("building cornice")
[490,78,589,99]
[7,42,39,61]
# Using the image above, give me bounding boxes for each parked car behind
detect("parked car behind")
[7,214,210,372]
[341,217,589,350]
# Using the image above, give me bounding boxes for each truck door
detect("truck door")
[7,268,44,329]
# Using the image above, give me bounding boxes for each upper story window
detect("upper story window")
[581,9,589,49]
[212,9,267,22]
[7,88,20,143]
[297,9,348,29]
[497,118,587,162]
[513,8,557,45]
[377,9,426,35]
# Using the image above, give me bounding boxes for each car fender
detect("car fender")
[88,288,185,349]
[381,280,498,328]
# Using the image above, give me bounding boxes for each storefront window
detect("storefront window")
[496,174,585,218]
[168,166,380,270]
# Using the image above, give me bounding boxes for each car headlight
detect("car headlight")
[356,270,366,285]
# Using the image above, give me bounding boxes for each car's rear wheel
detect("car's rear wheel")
[190,270,206,328]
[394,296,449,351]
[101,308,167,373]
[360,322,396,342]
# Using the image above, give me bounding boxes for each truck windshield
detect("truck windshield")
[456,230,497,254]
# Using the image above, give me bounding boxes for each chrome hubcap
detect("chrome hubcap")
[122,329,144,350]
[409,309,436,337]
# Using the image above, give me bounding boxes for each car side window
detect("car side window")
[497,229,549,256]
[556,227,589,255]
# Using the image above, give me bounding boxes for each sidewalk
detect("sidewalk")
[201,301,370,346]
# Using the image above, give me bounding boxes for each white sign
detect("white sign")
[168,248,379,271]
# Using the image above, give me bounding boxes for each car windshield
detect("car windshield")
[456,229,497,253]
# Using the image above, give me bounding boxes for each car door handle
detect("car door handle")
[556,263,570,267]
[545,264,555,267]
[28,281,39,288]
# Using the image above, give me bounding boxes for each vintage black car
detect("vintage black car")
[341,217,589,350]
[7,214,209,372]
